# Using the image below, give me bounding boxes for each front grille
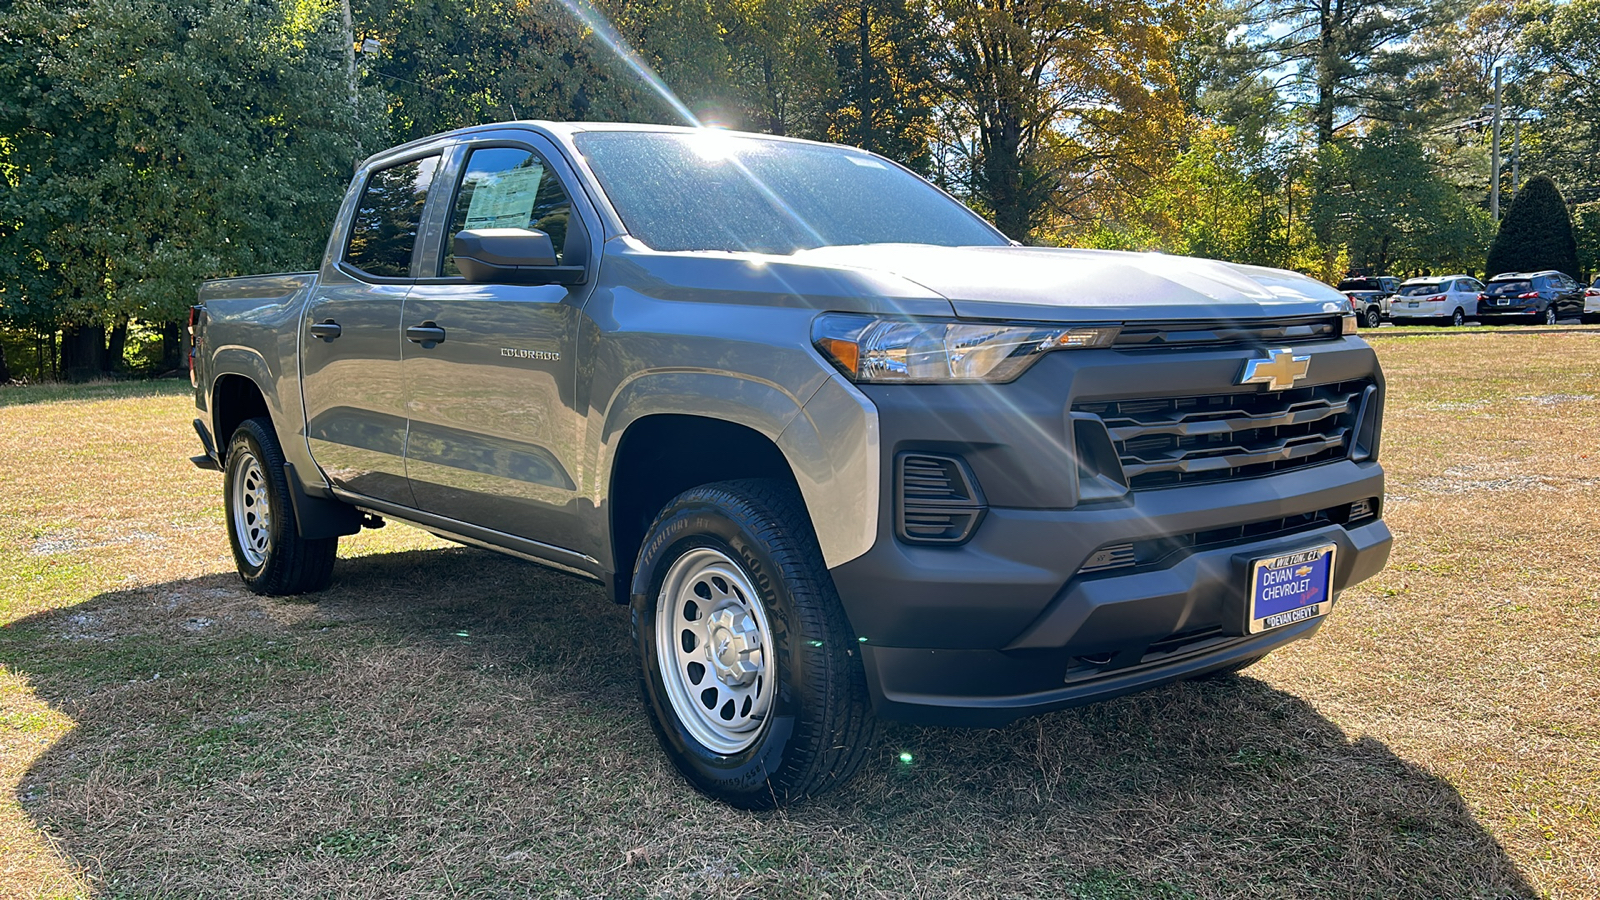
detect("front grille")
[1112,317,1342,348]
[1073,379,1371,490]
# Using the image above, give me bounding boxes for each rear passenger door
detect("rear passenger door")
[302,150,444,506]
[400,135,598,546]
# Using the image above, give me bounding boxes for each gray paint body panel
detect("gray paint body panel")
[193,122,1387,723]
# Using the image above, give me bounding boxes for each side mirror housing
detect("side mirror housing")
[453,228,586,285]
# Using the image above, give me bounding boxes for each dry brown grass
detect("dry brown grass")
[0,335,1596,899]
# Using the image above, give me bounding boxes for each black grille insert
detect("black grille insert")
[1113,318,1342,348]
[1074,498,1380,578]
[896,453,986,544]
[1074,379,1372,490]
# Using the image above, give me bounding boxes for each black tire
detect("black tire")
[1543,306,1558,326]
[1582,314,1600,325]
[1364,308,1381,329]
[1450,308,1465,327]
[630,479,876,808]
[223,417,338,595]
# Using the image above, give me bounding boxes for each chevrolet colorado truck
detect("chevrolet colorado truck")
[190,121,1392,807]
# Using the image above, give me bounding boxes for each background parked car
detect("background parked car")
[1584,276,1600,325]
[1337,275,1399,328]
[1478,271,1585,325]
[1390,275,1483,326]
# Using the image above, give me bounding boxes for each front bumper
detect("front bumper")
[826,338,1391,726]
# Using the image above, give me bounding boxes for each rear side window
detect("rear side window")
[344,156,441,278]
[441,146,573,276]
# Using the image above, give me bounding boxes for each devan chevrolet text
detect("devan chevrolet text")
[190,122,1393,807]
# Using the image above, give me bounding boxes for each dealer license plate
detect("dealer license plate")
[1248,544,1336,634]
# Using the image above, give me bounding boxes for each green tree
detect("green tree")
[1484,174,1580,277]
[1518,0,1600,205]
[1316,127,1494,276]
[0,0,372,378]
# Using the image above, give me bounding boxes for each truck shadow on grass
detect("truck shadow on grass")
[3,546,1537,899]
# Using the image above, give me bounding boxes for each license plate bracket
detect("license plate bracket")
[1247,543,1336,634]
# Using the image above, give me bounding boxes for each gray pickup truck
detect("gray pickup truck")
[190,121,1392,807]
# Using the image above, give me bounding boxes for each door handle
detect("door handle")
[309,319,342,341]
[406,322,447,349]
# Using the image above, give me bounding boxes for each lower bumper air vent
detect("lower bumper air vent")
[896,453,986,544]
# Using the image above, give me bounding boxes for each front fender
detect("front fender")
[596,367,879,569]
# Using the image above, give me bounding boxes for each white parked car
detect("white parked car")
[1584,276,1600,325]
[1390,275,1484,326]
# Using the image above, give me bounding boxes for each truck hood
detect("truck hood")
[792,244,1349,322]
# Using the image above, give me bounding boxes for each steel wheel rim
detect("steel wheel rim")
[231,449,272,567]
[655,547,776,754]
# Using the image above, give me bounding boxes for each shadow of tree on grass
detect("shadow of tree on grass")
[1,547,1538,899]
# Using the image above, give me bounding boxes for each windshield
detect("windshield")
[575,131,1008,254]
[1487,280,1532,295]
[1399,283,1445,296]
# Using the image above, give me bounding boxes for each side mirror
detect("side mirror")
[453,228,586,285]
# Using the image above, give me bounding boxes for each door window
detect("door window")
[441,147,573,276]
[343,155,442,278]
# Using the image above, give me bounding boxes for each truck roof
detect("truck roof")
[368,120,850,169]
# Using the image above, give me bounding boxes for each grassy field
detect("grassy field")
[1,332,1596,899]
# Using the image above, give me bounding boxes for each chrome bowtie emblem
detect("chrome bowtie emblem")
[1239,348,1310,391]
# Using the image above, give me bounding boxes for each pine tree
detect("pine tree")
[1485,175,1581,278]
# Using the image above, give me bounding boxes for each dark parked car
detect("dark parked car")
[1337,276,1399,328]
[1478,271,1586,325]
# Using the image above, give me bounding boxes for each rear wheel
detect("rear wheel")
[1450,308,1465,327]
[1582,314,1600,325]
[1543,306,1558,325]
[1363,308,1381,329]
[224,418,338,595]
[631,480,876,808]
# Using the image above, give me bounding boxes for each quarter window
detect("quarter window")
[441,147,572,276]
[344,156,441,278]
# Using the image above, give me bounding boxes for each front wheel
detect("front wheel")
[630,480,876,808]
[223,418,338,595]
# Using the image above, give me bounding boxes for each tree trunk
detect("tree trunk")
[159,320,185,373]
[983,109,1027,240]
[62,324,106,383]
[106,319,129,373]
[857,0,873,149]
[0,340,10,384]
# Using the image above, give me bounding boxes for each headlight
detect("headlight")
[812,314,1120,383]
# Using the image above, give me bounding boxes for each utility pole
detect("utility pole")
[340,0,361,160]
[1511,118,1520,199]
[1491,65,1502,221]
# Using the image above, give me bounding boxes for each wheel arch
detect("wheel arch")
[211,372,271,465]
[607,413,803,603]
